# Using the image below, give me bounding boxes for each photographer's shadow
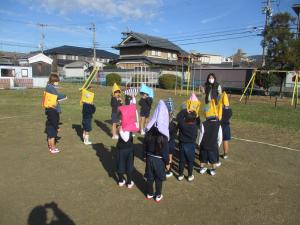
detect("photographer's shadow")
[28,202,75,225]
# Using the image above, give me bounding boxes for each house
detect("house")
[43,45,118,75]
[0,52,53,88]
[113,31,188,69]
[64,61,90,79]
[192,53,232,65]
[28,53,53,77]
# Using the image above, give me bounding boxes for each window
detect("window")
[172,53,177,58]
[151,50,156,56]
[21,69,28,77]
[57,54,66,60]
[157,51,161,56]
[1,68,15,77]
[168,53,171,58]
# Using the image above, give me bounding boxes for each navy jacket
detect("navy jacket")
[82,103,96,119]
[143,128,169,165]
[111,97,122,113]
[221,108,232,125]
[176,109,198,143]
[139,97,152,114]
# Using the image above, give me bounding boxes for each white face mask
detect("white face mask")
[209,78,215,84]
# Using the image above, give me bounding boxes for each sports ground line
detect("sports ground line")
[232,136,300,152]
[0,115,299,153]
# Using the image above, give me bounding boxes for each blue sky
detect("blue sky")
[0,0,297,57]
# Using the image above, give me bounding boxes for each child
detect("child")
[139,92,153,135]
[198,100,223,176]
[220,92,232,159]
[116,128,135,188]
[177,109,198,182]
[44,74,66,153]
[164,98,177,178]
[111,83,122,140]
[82,100,96,145]
[45,73,66,125]
[45,107,59,154]
[144,100,169,202]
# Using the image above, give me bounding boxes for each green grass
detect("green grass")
[1,83,299,225]
[1,83,299,130]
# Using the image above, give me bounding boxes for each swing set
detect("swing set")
[240,70,299,108]
[175,54,198,96]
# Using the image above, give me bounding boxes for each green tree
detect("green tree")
[290,39,300,70]
[262,12,296,94]
[264,12,295,70]
[232,49,247,65]
[106,73,121,86]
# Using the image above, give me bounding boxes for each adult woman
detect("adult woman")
[204,73,222,104]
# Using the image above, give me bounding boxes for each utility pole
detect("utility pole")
[37,23,47,53]
[261,0,273,67]
[89,23,97,65]
[292,4,300,39]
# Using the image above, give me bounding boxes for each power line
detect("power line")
[179,34,260,46]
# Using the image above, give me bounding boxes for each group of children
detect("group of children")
[112,83,232,202]
[43,74,232,202]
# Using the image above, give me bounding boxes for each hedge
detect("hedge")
[158,74,181,89]
[106,73,121,86]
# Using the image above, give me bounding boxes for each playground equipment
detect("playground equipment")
[240,70,300,108]
[125,66,157,89]
[291,71,299,108]
[79,66,99,91]
[79,66,99,105]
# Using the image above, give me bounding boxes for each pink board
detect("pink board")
[119,104,139,132]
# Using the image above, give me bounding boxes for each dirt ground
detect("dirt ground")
[0,87,299,225]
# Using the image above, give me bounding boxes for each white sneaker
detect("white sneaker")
[84,140,92,145]
[112,135,119,140]
[210,169,216,176]
[215,162,221,167]
[50,148,60,154]
[166,171,173,178]
[188,175,194,182]
[146,194,154,200]
[155,194,163,202]
[177,175,184,181]
[199,167,208,174]
[140,130,145,135]
[127,181,135,189]
[223,154,228,159]
[118,180,125,187]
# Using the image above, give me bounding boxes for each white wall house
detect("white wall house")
[0,65,32,78]
[199,54,226,64]
[64,61,90,78]
[0,53,53,88]
[285,71,300,88]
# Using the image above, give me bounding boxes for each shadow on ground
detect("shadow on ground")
[94,120,111,137]
[92,142,146,195]
[71,124,83,142]
[28,202,76,225]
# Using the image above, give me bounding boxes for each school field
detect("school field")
[0,84,299,225]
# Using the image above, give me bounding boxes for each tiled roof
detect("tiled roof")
[44,45,118,59]
[114,32,187,55]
